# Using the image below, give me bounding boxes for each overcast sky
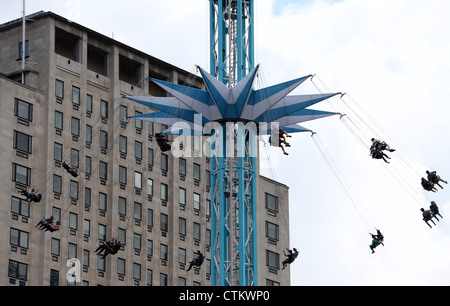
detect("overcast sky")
[2,0,450,286]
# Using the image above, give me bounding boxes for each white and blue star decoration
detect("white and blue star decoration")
[126,65,340,136]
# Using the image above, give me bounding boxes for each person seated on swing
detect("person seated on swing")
[421,177,438,192]
[269,130,290,155]
[279,128,291,146]
[186,250,205,271]
[421,208,437,228]
[95,237,118,256]
[370,138,395,153]
[369,229,384,254]
[19,187,42,203]
[282,247,299,270]
[155,133,172,152]
[426,170,448,189]
[62,161,79,177]
[36,216,53,230]
[37,217,60,232]
[46,220,60,232]
[102,239,122,258]
[371,148,391,163]
[429,201,443,219]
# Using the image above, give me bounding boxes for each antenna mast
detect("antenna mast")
[21,0,26,84]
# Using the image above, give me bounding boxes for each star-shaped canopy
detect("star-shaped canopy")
[127,65,340,135]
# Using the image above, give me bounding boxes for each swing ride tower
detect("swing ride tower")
[209,0,257,286]
[128,0,340,286]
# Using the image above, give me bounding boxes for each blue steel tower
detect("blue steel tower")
[127,0,340,286]
[209,0,257,286]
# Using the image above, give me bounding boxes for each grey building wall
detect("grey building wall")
[0,11,291,286]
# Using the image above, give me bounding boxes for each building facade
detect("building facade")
[0,11,290,286]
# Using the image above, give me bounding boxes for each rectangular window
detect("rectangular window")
[86,94,93,113]
[133,263,141,280]
[72,86,80,105]
[55,79,64,99]
[193,222,201,241]
[68,243,77,259]
[119,166,127,185]
[120,105,128,123]
[193,193,200,210]
[206,229,211,247]
[147,240,153,256]
[11,196,30,217]
[118,197,126,216]
[266,221,279,241]
[179,217,186,236]
[86,125,92,143]
[99,161,107,180]
[99,192,107,211]
[54,143,63,162]
[134,233,141,250]
[179,248,186,264]
[135,141,142,160]
[85,156,92,175]
[84,219,90,236]
[70,180,78,199]
[134,171,142,189]
[98,224,106,241]
[51,238,60,256]
[52,207,61,223]
[148,148,154,166]
[119,135,127,154]
[147,269,153,286]
[179,188,186,205]
[71,117,80,136]
[266,250,280,269]
[14,131,32,154]
[135,111,142,129]
[15,98,33,122]
[118,228,126,245]
[53,174,62,194]
[9,259,28,281]
[100,130,108,149]
[10,228,29,249]
[13,163,31,185]
[160,273,167,286]
[69,213,78,230]
[97,255,105,271]
[161,183,168,201]
[134,202,142,221]
[55,111,63,130]
[117,258,125,275]
[206,170,211,187]
[193,163,201,181]
[265,193,279,213]
[147,209,153,228]
[148,122,154,136]
[18,40,29,59]
[160,244,168,261]
[84,187,91,206]
[179,158,186,175]
[160,213,168,232]
[100,100,108,118]
[83,249,90,267]
[70,149,79,168]
[147,179,153,196]
[161,153,168,171]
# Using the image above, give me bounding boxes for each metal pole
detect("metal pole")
[21,0,26,84]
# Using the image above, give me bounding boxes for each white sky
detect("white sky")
[2,0,450,286]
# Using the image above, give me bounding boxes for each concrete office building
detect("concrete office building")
[0,11,290,286]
